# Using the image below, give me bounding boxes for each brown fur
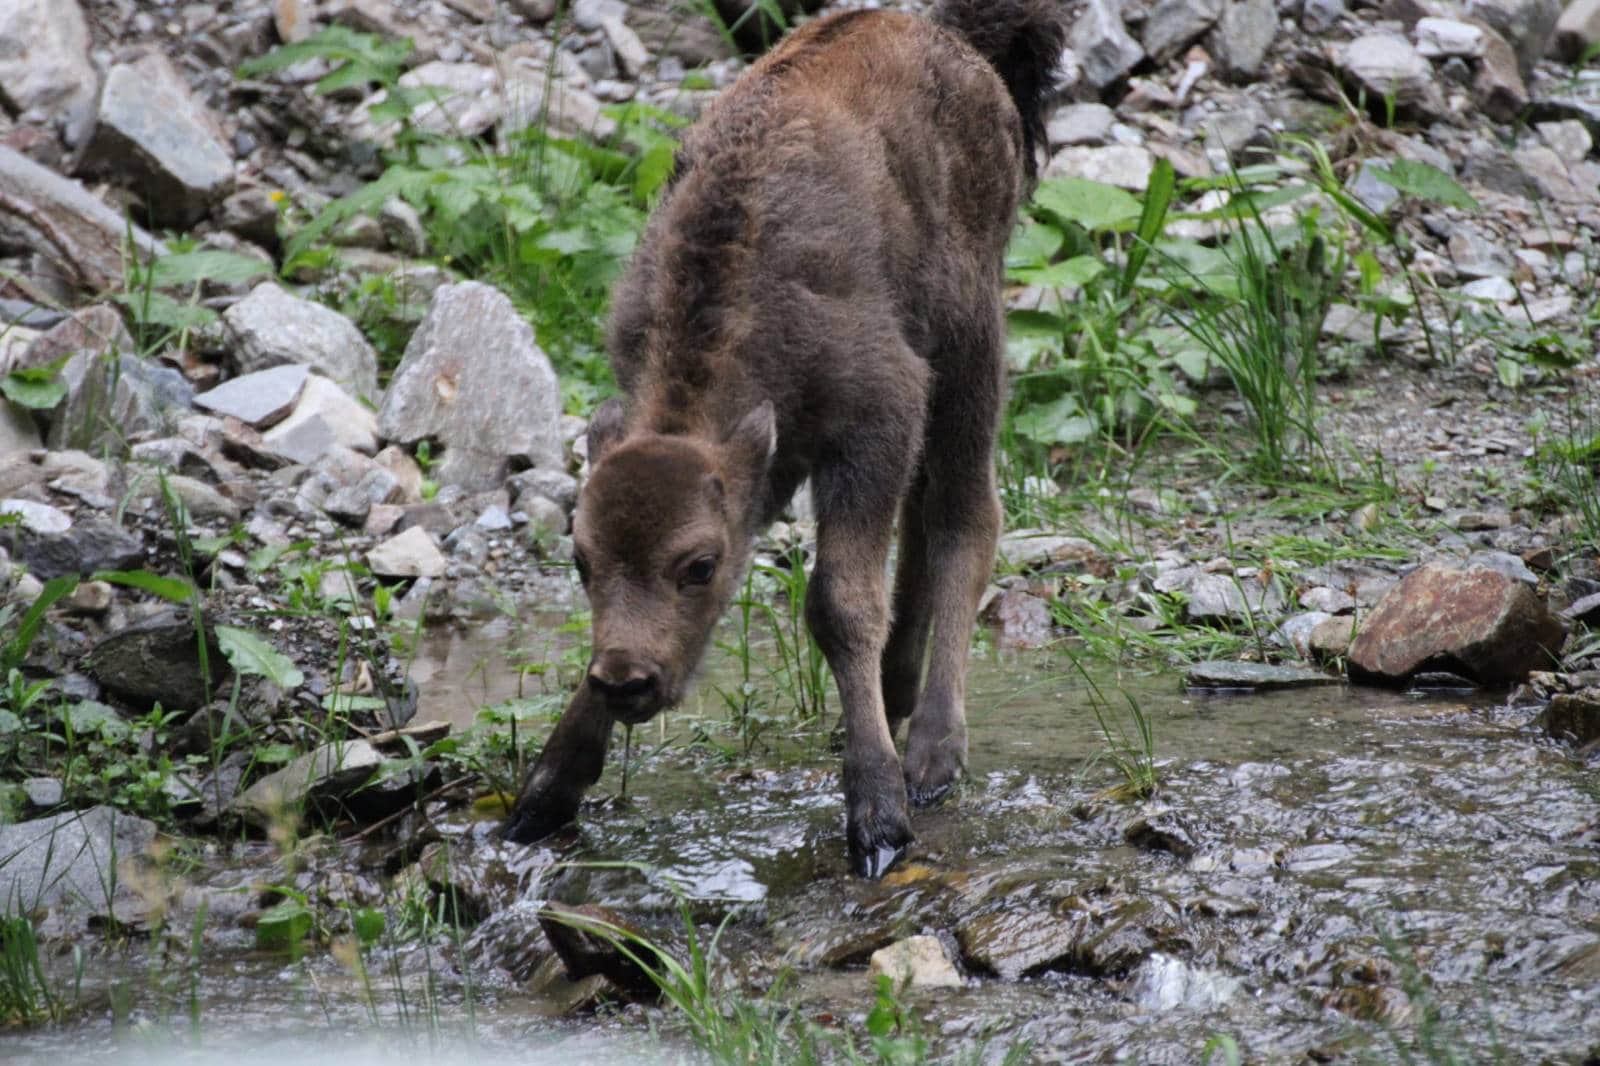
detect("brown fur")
[504,2,1065,878]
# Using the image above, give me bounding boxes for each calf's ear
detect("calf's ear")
[587,398,627,465]
[723,401,777,484]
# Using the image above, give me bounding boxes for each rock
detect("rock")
[139,474,240,524]
[0,0,97,140]
[1537,120,1594,164]
[1071,0,1145,89]
[0,401,42,456]
[263,374,380,455]
[511,0,560,21]
[1467,549,1538,586]
[1311,615,1356,661]
[65,579,111,613]
[601,15,651,78]
[0,146,165,292]
[193,365,310,428]
[1123,807,1200,857]
[1512,145,1596,204]
[231,739,381,829]
[417,835,559,920]
[78,53,235,227]
[274,0,313,42]
[1185,660,1339,690]
[379,282,562,490]
[367,525,447,578]
[984,588,1055,649]
[1449,227,1514,278]
[22,777,63,810]
[1542,689,1600,745]
[1185,572,1284,624]
[223,283,380,401]
[84,611,229,712]
[1047,104,1116,147]
[1278,610,1333,658]
[1562,591,1600,625]
[0,806,159,932]
[957,907,1079,980]
[538,901,660,996]
[48,351,192,452]
[1143,0,1224,63]
[997,530,1104,573]
[1211,0,1278,80]
[1347,560,1567,687]
[1464,0,1560,73]
[1473,25,1529,122]
[1301,586,1357,614]
[5,514,144,580]
[508,467,578,512]
[1555,0,1600,62]
[1415,17,1488,57]
[868,936,962,989]
[1334,34,1446,120]
[0,498,70,534]
[374,445,425,503]
[1460,276,1518,301]
[1302,0,1345,32]
[1044,145,1155,189]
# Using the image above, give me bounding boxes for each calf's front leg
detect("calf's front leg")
[806,496,913,879]
[501,681,615,843]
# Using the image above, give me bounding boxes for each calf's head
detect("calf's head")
[572,398,776,724]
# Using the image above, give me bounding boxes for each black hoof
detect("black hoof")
[500,792,579,844]
[849,836,911,879]
[907,779,954,808]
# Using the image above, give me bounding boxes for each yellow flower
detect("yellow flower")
[268,189,286,204]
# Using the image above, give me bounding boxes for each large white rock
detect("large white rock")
[223,282,380,401]
[868,936,963,989]
[367,525,447,578]
[79,52,236,227]
[0,0,97,139]
[1334,33,1446,119]
[379,281,563,490]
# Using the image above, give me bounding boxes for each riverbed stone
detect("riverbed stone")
[1071,0,1145,89]
[957,907,1080,980]
[1555,0,1600,61]
[1185,660,1340,690]
[984,588,1055,649]
[0,0,97,139]
[0,147,165,292]
[79,52,235,227]
[367,525,447,578]
[0,805,159,933]
[223,283,380,401]
[1047,103,1116,148]
[1334,34,1446,120]
[231,739,381,829]
[5,514,145,580]
[868,935,963,989]
[84,611,229,712]
[997,530,1105,573]
[1541,689,1600,745]
[0,498,70,534]
[539,901,660,995]
[1347,560,1567,686]
[193,365,310,428]
[379,282,563,490]
[1045,144,1155,189]
[1211,0,1278,80]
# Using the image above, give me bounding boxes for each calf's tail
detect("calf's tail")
[933,0,1067,180]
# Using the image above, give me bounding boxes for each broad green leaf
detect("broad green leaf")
[352,907,385,947]
[147,250,274,289]
[1011,255,1106,290]
[1369,159,1479,211]
[0,709,21,735]
[61,700,128,739]
[1006,221,1065,271]
[93,570,197,604]
[215,626,305,689]
[256,899,315,953]
[1012,395,1096,446]
[1032,177,1141,232]
[0,373,66,410]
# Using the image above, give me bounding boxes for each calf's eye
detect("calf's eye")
[682,555,717,588]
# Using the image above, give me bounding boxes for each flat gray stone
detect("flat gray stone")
[79,52,235,227]
[1185,660,1340,690]
[1143,0,1224,63]
[1047,103,1116,148]
[1211,0,1277,80]
[0,806,158,932]
[1044,145,1155,190]
[0,146,164,292]
[193,364,310,428]
[367,525,447,578]
[379,282,562,490]
[231,740,381,829]
[1334,34,1446,119]
[0,498,70,534]
[263,374,379,455]
[223,283,380,401]
[5,515,144,580]
[1071,0,1144,89]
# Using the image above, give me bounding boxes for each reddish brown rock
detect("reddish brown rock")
[983,588,1055,649]
[1347,560,1566,686]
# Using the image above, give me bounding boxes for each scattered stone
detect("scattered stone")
[5,514,144,580]
[1044,144,1155,189]
[957,907,1080,980]
[1211,0,1278,80]
[1047,104,1116,148]
[984,588,1055,649]
[1071,0,1145,89]
[65,579,112,613]
[1562,591,1600,626]
[1537,120,1595,165]
[193,365,310,428]
[1185,660,1339,690]
[0,498,70,534]
[84,611,229,712]
[539,901,661,995]
[79,53,235,227]
[1465,0,1560,74]
[231,739,381,829]
[1542,689,1600,745]
[1302,0,1345,32]
[1132,953,1241,1011]
[0,806,159,932]
[1555,0,1600,62]
[868,936,963,989]
[1143,0,1225,63]
[1123,807,1200,858]
[1415,17,1488,57]
[263,374,380,455]
[997,530,1105,573]
[1347,560,1567,687]
[1473,26,1529,123]
[508,468,578,513]
[223,283,380,400]
[367,525,447,579]
[379,282,563,490]
[22,777,64,810]
[1301,586,1356,614]
[0,0,98,139]
[1460,276,1518,301]
[1334,34,1446,120]
[0,146,165,292]
[1185,572,1285,624]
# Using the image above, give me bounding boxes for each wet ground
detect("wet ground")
[4,625,1598,1064]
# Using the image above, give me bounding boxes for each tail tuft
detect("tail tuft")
[934,0,1067,180]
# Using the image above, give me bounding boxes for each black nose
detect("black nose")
[587,655,663,706]
[587,671,658,701]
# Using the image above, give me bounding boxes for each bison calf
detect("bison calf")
[503,0,1065,877]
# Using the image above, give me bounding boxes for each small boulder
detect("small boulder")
[379,282,563,490]
[1542,689,1600,746]
[983,588,1055,650]
[0,806,159,933]
[1347,560,1566,687]
[868,935,963,989]
[1555,0,1600,62]
[956,907,1079,980]
[5,514,145,580]
[0,0,98,139]
[263,374,380,456]
[1211,0,1278,81]
[1071,0,1145,89]
[193,365,310,428]
[367,525,447,578]
[84,611,230,712]
[1185,660,1339,691]
[79,52,235,227]
[231,739,382,829]
[223,283,380,401]
[1334,34,1446,120]
[1143,0,1225,63]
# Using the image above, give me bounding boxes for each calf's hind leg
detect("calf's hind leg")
[902,329,1003,806]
